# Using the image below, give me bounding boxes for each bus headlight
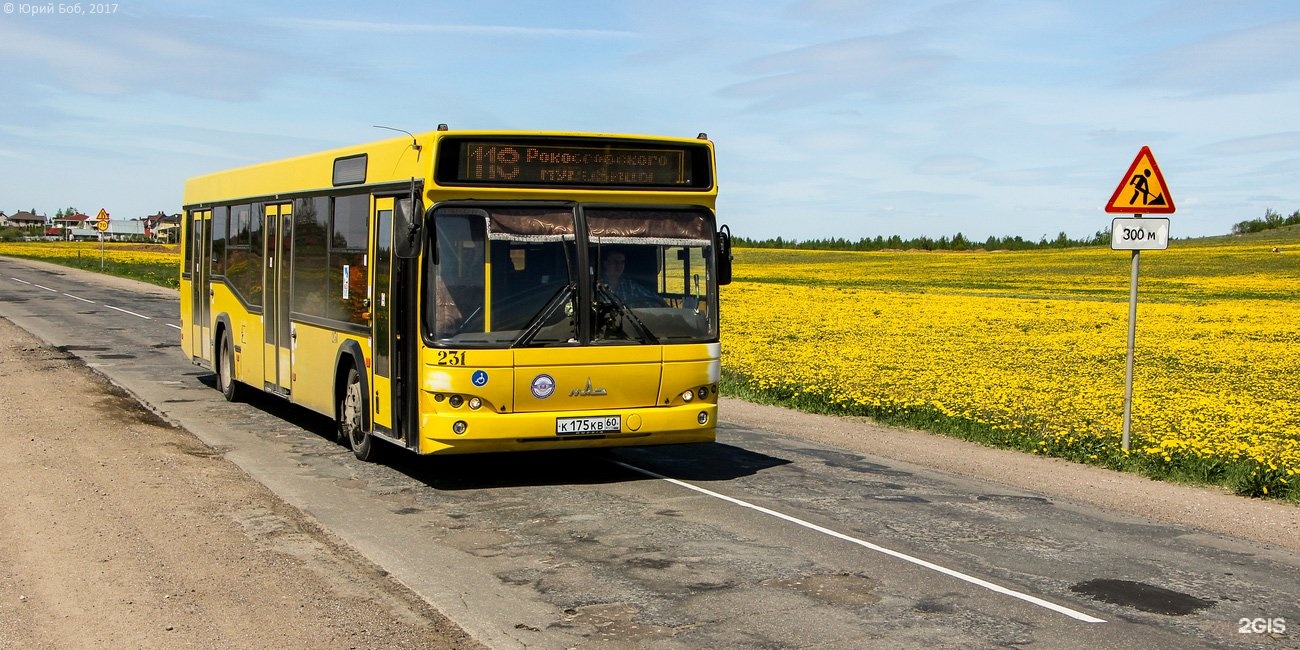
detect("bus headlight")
[697,411,709,425]
[452,420,468,435]
[468,397,482,410]
[681,390,694,402]
[449,395,464,408]
[697,386,709,400]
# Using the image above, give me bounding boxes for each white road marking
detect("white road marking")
[9,274,178,327]
[104,304,152,320]
[613,460,1107,624]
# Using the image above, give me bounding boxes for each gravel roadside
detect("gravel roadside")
[0,317,482,650]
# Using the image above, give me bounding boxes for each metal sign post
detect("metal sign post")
[1105,147,1174,451]
[1121,242,1141,451]
[95,209,110,269]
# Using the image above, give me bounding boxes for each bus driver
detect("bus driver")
[599,249,665,308]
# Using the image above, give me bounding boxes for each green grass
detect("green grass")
[721,369,1296,502]
[63,257,179,289]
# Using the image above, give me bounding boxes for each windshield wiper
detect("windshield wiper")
[594,283,659,344]
[514,282,577,347]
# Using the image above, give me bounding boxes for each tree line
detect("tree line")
[733,229,1112,252]
[735,208,1300,251]
[1231,209,1300,235]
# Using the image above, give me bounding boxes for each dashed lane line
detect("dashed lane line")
[104,304,153,320]
[8,275,179,328]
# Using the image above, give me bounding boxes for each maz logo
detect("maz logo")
[569,378,608,397]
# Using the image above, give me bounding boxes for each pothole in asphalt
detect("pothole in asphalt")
[1070,578,1214,615]
[763,572,881,607]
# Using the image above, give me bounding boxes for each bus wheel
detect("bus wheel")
[217,333,241,402]
[339,367,376,461]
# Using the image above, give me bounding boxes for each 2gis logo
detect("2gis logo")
[1238,617,1286,634]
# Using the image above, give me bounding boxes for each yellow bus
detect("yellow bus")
[180,127,732,460]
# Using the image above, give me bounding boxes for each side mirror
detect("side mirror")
[716,224,733,286]
[394,179,424,259]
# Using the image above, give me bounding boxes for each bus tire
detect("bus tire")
[217,332,242,402]
[338,367,377,461]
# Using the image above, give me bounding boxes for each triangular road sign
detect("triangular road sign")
[1106,146,1174,214]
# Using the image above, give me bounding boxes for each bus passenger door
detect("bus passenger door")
[263,203,293,394]
[189,209,212,364]
[371,197,395,434]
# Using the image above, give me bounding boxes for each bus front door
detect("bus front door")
[189,209,212,365]
[263,203,293,395]
[371,198,395,434]
[369,196,418,448]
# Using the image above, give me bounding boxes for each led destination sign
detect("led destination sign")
[437,138,711,189]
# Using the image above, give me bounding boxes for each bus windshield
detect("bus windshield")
[427,205,718,347]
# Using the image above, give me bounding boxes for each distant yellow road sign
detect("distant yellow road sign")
[1106,146,1174,214]
[96,220,109,232]
[96,208,110,222]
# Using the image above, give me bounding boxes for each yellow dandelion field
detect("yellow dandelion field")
[3,236,1297,487]
[722,235,1300,478]
[0,241,181,287]
[0,241,180,266]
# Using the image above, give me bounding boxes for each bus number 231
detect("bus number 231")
[437,351,466,366]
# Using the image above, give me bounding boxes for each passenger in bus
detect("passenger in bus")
[433,274,463,337]
[599,249,665,308]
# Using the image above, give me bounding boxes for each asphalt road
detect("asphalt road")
[1,255,1296,649]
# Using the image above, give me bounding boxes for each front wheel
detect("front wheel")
[338,367,378,462]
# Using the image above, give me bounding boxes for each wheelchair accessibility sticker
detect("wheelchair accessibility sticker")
[471,370,489,387]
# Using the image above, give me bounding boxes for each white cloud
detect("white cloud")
[267,18,635,38]
[915,155,992,176]
[720,33,951,110]
[1138,20,1300,95]
[1198,132,1300,156]
[0,19,283,101]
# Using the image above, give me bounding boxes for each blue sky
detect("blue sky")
[2,1,1298,241]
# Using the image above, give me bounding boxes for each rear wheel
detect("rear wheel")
[338,367,378,461]
[217,333,241,402]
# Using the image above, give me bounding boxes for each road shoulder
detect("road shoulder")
[721,397,1300,555]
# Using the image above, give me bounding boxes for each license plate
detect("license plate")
[556,415,621,435]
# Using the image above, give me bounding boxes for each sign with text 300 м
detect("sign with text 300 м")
[1111,217,1169,251]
